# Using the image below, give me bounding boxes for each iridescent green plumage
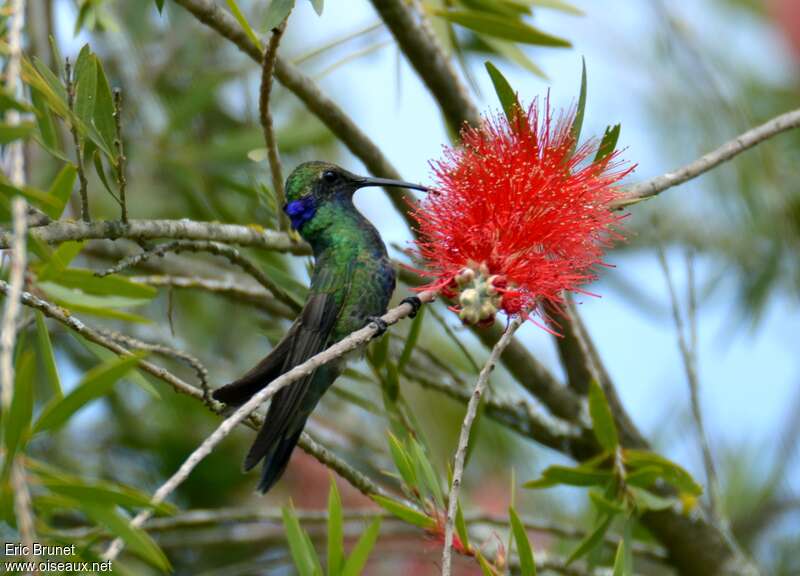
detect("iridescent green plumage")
[213,162,426,493]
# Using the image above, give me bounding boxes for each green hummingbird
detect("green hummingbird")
[213,161,427,493]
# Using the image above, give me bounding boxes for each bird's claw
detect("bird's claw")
[368,316,388,336]
[400,296,422,318]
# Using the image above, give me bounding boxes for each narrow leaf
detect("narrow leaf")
[566,513,613,565]
[570,57,587,148]
[455,499,470,553]
[341,517,380,576]
[0,122,36,144]
[308,0,323,16]
[434,10,571,47]
[43,164,77,219]
[3,352,35,463]
[387,432,417,489]
[588,379,618,451]
[74,46,97,125]
[524,465,612,489]
[372,495,435,530]
[475,550,498,576]
[411,440,444,509]
[82,502,170,571]
[397,305,425,371]
[282,505,318,576]
[226,0,262,49]
[34,353,144,434]
[623,450,703,496]
[485,61,521,123]
[29,88,60,154]
[594,124,620,164]
[509,507,536,576]
[327,476,344,576]
[35,311,62,399]
[264,0,295,31]
[93,56,116,158]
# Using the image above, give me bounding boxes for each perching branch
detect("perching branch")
[102,290,436,561]
[618,107,800,206]
[368,0,480,131]
[259,17,289,232]
[441,316,523,576]
[0,218,309,254]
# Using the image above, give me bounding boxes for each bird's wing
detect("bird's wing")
[242,260,352,471]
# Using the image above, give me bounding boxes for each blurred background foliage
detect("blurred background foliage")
[1,0,798,574]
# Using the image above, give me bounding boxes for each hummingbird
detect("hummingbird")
[212,161,427,493]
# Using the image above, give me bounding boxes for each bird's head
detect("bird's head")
[283,161,427,234]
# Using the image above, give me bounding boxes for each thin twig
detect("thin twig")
[259,17,289,232]
[3,0,26,187]
[127,274,294,318]
[96,239,301,311]
[113,89,128,223]
[101,291,436,561]
[0,218,308,254]
[441,316,523,576]
[99,328,211,402]
[1,198,37,565]
[655,243,719,513]
[618,107,800,207]
[65,57,90,222]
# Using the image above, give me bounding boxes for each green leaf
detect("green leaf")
[372,495,435,530]
[37,282,152,323]
[485,61,521,124]
[612,539,626,576]
[570,57,587,148]
[0,180,60,213]
[384,360,400,403]
[524,465,613,489]
[3,352,35,465]
[81,502,170,571]
[410,439,444,509]
[32,56,68,104]
[328,476,344,576]
[589,490,625,515]
[594,124,620,164]
[482,37,546,79]
[434,10,571,47]
[264,0,295,31]
[566,513,613,565]
[588,379,618,451]
[75,335,160,399]
[623,450,703,496]
[387,432,417,489]
[627,486,674,512]
[624,466,662,488]
[475,550,497,576]
[42,165,77,219]
[531,0,584,15]
[341,516,380,576]
[282,505,319,576]
[369,330,389,369]
[74,46,97,125]
[93,150,117,197]
[29,88,60,155]
[35,311,62,400]
[0,122,36,144]
[0,89,31,113]
[93,56,117,158]
[308,0,323,16]
[398,305,425,371]
[154,0,165,13]
[47,268,158,300]
[33,353,144,434]
[455,499,471,553]
[40,478,175,514]
[226,0,262,49]
[36,241,84,279]
[509,507,536,576]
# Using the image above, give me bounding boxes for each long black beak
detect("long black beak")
[356,176,428,192]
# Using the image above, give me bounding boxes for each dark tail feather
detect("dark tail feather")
[212,377,265,406]
[252,427,304,494]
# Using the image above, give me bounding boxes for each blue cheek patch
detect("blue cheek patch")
[284,196,317,230]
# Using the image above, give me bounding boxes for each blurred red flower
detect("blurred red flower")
[411,97,632,327]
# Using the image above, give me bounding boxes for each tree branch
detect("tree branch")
[618,107,800,206]
[260,17,289,232]
[101,290,436,561]
[442,317,523,576]
[0,218,309,253]
[368,0,480,131]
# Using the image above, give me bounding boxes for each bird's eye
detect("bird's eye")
[322,170,337,183]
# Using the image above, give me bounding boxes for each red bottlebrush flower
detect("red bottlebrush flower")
[411,97,632,327]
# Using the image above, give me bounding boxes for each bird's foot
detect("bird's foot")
[367,316,388,336]
[400,296,422,318]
